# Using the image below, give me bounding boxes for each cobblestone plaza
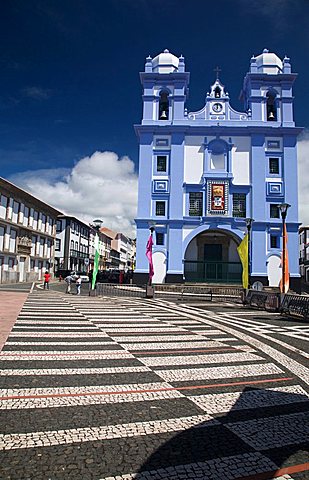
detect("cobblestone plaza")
[0,287,308,479]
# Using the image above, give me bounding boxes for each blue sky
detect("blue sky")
[1,0,309,234]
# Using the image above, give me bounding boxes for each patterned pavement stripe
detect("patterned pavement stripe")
[0,346,243,359]
[139,352,264,366]
[0,366,152,376]
[110,331,196,336]
[0,351,134,360]
[4,341,115,345]
[99,453,279,480]
[0,382,177,398]
[8,332,109,337]
[119,341,226,350]
[1,391,184,410]
[188,385,309,414]
[12,326,100,330]
[15,320,92,324]
[155,363,284,382]
[112,335,212,342]
[227,411,309,450]
[0,414,218,450]
[135,347,240,355]
[17,316,85,320]
[158,303,309,386]
[0,377,293,402]
[93,322,183,335]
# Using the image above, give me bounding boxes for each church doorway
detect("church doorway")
[184,229,242,283]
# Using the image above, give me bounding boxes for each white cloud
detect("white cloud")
[298,130,309,227]
[21,86,52,100]
[9,140,308,235]
[9,151,138,238]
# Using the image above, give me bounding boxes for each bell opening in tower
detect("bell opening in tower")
[159,91,169,120]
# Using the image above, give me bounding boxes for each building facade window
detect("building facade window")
[155,138,169,147]
[9,229,17,252]
[0,195,8,219]
[39,238,44,257]
[155,201,166,216]
[232,194,246,218]
[270,235,279,248]
[23,206,29,226]
[270,204,280,218]
[189,192,203,216]
[33,211,39,230]
[267,140,280,149]
[156,155,167,172]
[55,239,61,251]
[269,157,279,174]
[41,214,46,232]
[156,232,164,245]
[12,201,19,223]
[0,226,4,251]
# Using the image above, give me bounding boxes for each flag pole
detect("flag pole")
[278,203,290,294]
[245,218,254,289]
[146,227,154,286]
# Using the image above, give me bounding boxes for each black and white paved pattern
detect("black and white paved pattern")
[0,290,308,479]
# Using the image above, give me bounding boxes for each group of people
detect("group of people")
[64,274,82,295]
[43,271,82,295]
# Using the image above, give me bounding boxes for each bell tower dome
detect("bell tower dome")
[140,49,190,123]
[241,49,296,126]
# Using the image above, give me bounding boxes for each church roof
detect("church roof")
[254,49,283,74]
[151,49,179,73]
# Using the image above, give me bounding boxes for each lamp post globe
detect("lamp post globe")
[92,219,103,231]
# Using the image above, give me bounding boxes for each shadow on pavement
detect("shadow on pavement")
[134,386,309,479]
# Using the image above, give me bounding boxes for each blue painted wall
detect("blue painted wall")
[135,49,302,286]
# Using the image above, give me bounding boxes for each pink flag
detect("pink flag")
[146,233,154,283]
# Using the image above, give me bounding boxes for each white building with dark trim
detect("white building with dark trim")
[0,177,61,283]
[55,215,90,274]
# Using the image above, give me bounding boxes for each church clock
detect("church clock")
[212,103,223,113]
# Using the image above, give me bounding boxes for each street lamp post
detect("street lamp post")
[278,203,291,293]
[245,218,254,289]
[92,219,103,231]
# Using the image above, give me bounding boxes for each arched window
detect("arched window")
[266,90,277,121]
[208,140,226,170]
[214,86,221,98]
[159,91,169,120]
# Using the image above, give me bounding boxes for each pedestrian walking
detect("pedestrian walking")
[76,275,82,295]
[43,271,51,290]
[65,275,73,294]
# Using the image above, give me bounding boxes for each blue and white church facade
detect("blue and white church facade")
[134,49,302,291]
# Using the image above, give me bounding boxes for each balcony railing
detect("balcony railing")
[184,260,242,283]
[70,249,89,259]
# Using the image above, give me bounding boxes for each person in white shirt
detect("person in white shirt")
[76,276,82,295]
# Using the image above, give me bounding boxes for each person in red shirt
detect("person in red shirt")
[43,271,51,290]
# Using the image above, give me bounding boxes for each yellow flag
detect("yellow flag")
[237,234,249,289]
